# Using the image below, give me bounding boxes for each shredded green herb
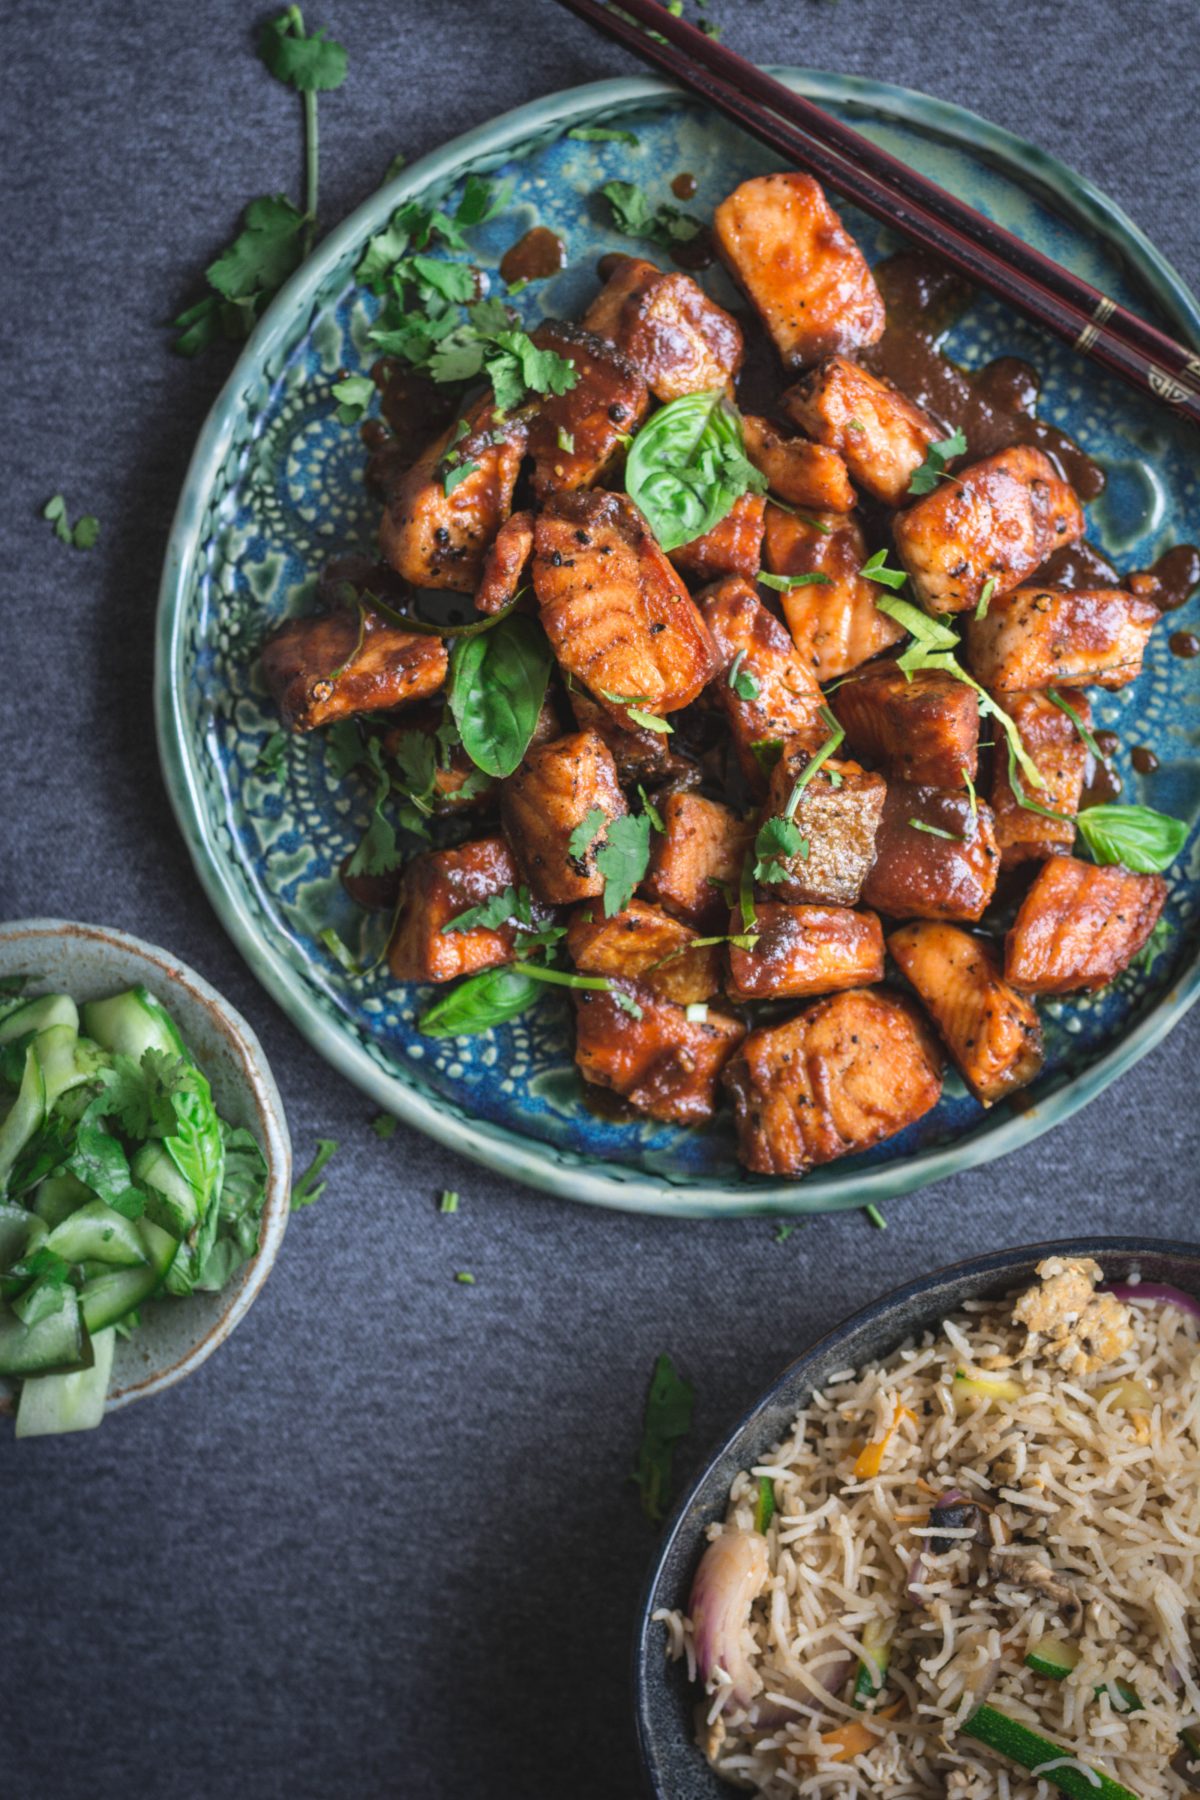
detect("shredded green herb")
[632,1352,695,1524]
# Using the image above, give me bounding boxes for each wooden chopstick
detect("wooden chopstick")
[553,0,1200,431]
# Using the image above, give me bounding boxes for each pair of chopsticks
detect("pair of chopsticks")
[553,0,1200,432]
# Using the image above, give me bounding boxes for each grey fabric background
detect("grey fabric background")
[1,3,1197,1796]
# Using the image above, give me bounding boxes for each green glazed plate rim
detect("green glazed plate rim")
[155,69,1200,1219]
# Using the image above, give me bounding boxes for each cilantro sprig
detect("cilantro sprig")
[602,180,702,251]
[908,428,968,495]
[42,495,99,551]
[171,8,347,355]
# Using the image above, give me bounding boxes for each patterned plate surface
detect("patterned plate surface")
[156,72,1200,1217]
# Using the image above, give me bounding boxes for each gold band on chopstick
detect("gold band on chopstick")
[1073,295,1116,354]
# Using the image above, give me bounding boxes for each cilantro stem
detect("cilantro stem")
[303,85,319,254]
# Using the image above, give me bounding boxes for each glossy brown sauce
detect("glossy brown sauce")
[671,171,698,200]
[1170,630,1200,659]
[670,226,715,272]
[1126,544,1200,612]
[1131,745,1160,775]
[499,225,566,286]
[1036,540,1120,590]
[863,251,1105,501]
[1082,728,1123,807]
[365,357,459,488]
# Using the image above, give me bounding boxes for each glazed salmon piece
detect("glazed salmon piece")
[642,792,753,931]
[1004,856,1167,994]
[500,730,628,905]
[670,492,767,585]
[761,750,888,906]
[700,576,828,786]
[380,694,558,818]
[261,600,448,733]
[581,254,744,401]
[723,988,943,1175]
[713,173,885,368]
[387,837,556,983]
[574,985,746,1125]
[763,504,906,680]
[893,446,1084,615]
[989,689,1091,865]
[568,689,699,790]
[567,901,722,1005]
[474,510,534,615]
[831,658,980,788]
[380,395,528,592]
[525,321,649,499]
[783,356,938,506]
[861,782,1000,921]
[965,586,1159,692]
[727,904,884,1001]
[741,414,855,513]
[533,490,718,718]
[888,921,1043,1107]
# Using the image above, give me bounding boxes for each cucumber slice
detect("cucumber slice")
[32,1171,95,1229]
[0,1286,88,1375]
[34,1022,88,1108]
[132,1141,200,1238]
[15,1327,114,1437]
[0,1047,46,1192]
[45,1200,148,1268]
[82,986,188,1063]
[1025,1636,1081,1679]
[78,1218,178,1332]
[0,994,78,1045]
[0,1202,46,1272]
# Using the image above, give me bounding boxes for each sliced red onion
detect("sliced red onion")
[907,1547,931,1603]
[689,1529,769,1706]
[1103,1282,1200,1318]
[935,1489,969,1507]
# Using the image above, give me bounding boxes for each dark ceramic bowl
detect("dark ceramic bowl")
[634,1239,1200,1799]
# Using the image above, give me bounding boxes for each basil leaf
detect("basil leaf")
[448,614,553,779]
[418,964,545,1038]
[632,1351,694,1525]
[625,388,766,554]
[1076,804,1189,873]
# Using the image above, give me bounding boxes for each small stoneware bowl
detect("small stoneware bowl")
[0,919,292,1422]
[633,1237,1200,1799]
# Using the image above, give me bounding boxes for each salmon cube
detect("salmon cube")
[568,689,699,791]
[387,837,554,982]
[741,415,855,512]
[783,356,938,506]
[760,751,887,906]
[573,986,746,1125]
[763,504,906,679]
[713,173,885,368]
[567,901,721,1005]
[723,988,943,1175]
[380,396,528,592]
[670,491,766,585]
[861,782,1000,921]
[525,321,649,499]
[701,576,828,787]
[831,658,980,788]
[893,446,1084,615]
[261,601,448,733]
[474,510,534,615]
[500,731,628,905]
[990,689,1091,865]
[642,793,753,931]
[381,705,494,815]
[582,255,744,401]
[534,490,717,718]
[1004,857,1167,994]
[727,904,884,1001]
[965,586,1159,692]
[888,921,1043,1107]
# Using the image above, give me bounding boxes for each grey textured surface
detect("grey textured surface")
[0,3,1196,1797]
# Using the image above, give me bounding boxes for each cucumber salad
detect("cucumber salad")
[0,982,269,1438]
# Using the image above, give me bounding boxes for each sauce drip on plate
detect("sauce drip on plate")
[500,226,567,286]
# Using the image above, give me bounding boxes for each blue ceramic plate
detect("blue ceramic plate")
[156,72,1200,1218]
[633,1238,1200,1798]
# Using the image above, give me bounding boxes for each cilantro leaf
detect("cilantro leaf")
[291,1138,338,1208]
[568,805,608,861]
[596,813,652,917]
[454,172,513,227]
[43,494,99,551]
[568,125,640,146]
[440,885,533,935]
[206,194,306,302]
[632,1352,694,1524]
[331,374,375,424]
[258,9,348,92]
[727,649,759,701]
[602,180,702,250]
[907,428,968,496]
[753,815,806,884]
[257,730,289,775]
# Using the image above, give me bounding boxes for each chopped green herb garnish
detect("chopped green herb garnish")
[754,1475,775,1533]
[42,495,99,551]
[907,427,968,495]
[962,764,978,817]
[568,806,608,862]
[638,785,665,833]
[773,1220,800,1244]
[1132,916,1174,972]
[454,1269,475,1284]
[256,730,289,774]
[859,548,908,590]
[1047,689,1105,762]
[727,649,760,701]
[331,373,375,425]
[440,1190,459,1213]
[758,570,833,592]
[625,388,766,555]
[909,818,961,841]
[684,1003,708,1023]
[556,426,576,454]
[864,1203,888,1230]
[601,179,702,249]
[781,707,845,817]
[974,576,996,620]
[568,125,640,146]
[370,1113,397,1140]
[441,884,532,936]
[753,814,807,884]
[443,459,480,497]
[596,813,653,917]
[291,1137,338,1208]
